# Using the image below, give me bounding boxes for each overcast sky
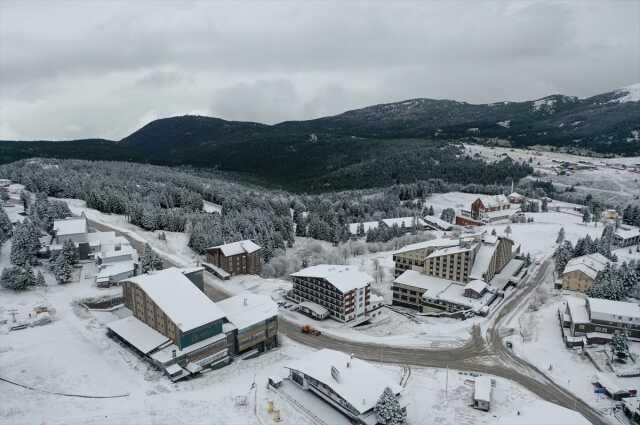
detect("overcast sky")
[1,1,638,140]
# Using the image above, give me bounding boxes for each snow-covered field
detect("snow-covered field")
[465,144,640,206]
[0,275,588,425]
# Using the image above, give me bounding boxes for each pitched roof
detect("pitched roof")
[216,292,277,330]
[285,349,401,415]
[469,243,497,280]
[477,194,509,209]
[208,240,261,256]
[563,253,608,279]
[423,215,453,230]
[53,217,87,236]
[126,268,226,332]
[465,279,488,294]
[291,265,372,293]
[381,217,426,228]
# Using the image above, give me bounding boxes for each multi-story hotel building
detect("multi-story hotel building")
[289,265,372,323]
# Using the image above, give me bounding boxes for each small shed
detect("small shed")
[473,376,492,411]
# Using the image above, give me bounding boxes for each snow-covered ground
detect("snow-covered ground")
[0,274,589,425]
[504,283,640,417]
[465,144,640,206]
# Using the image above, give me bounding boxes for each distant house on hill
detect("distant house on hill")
[508,192,525,204]
[468,195,512,223]
[613,226,640,248]
[206,240,262,276]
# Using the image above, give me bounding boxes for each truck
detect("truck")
[301,325,321,336]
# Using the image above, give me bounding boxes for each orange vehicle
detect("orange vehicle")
[301,325,321,336]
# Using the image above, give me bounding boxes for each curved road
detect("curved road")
[88,218,605,425]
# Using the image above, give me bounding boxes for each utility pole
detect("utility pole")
[444,365,449,404]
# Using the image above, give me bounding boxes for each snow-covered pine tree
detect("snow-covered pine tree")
[554,241,574,274]
[611,334,629,359]
[374,387,406,425]
[140,243,163,273]
[61,238,78,266]
[0,207,13,242]
[0,266,35,290]
[36,271,46,286]
[582,208,591,224]
[10,219,41,266]
[53,253,73,284]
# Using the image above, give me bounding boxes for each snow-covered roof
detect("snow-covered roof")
[482,234,498,244]
[126,268,226,332]
[477,194,509,209]
[394,238,460,255]
[381,217,426,228]
[566,297,589,324]
[474,376,492,402]
[96,261,136,279]
[291,265,372,293]
[508,192,524,199]
[98,243,136,260]
[285,349,401,415]
[481,209,512,220]
[587,298,640,324]
[465,280,488,295]
[435,282,493,311]
[208,240,261,257]
[423,215,453,230]
[394,270,451,295]
[615,226,640,240]
[216,292,277,330]
[494,399,590,425]
[107,316,170,354]
[86,231,117,247]
[347,221,379,235]
[53,217,87,236]
[426,243,476,259]
[469,243,497,281]
[151,332,227,364]
[298,301,329,316]
[563,253,608,279]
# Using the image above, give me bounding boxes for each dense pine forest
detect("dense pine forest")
[0,158,534,260]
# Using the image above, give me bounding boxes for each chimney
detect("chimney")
[172,349,176,359]
[243,297,248,306]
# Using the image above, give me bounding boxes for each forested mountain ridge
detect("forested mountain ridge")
[0,84,637,191]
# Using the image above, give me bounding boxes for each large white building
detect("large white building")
[285,349,406,425]
[289,265,375,323]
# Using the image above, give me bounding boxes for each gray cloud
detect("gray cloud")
[0,0,638,140]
